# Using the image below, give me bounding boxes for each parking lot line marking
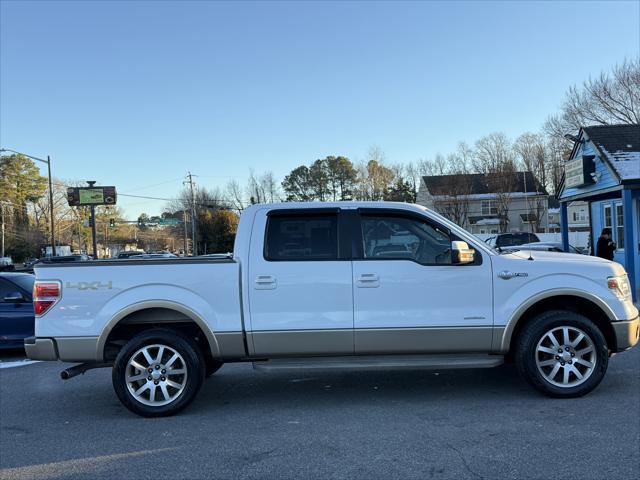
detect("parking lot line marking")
[0,448,179,480]
[0,360,41,369]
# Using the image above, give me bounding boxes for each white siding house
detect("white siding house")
[417,171,550,234]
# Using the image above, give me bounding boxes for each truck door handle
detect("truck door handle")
[356,273,380,288]
[254,275,277,290]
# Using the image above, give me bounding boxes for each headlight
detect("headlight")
[607,275,631,300]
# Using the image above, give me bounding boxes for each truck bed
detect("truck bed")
[34,257,244,356]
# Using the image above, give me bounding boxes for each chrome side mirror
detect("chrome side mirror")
[452,241,475,264]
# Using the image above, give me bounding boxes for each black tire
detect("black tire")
[204,357,223,378]
[514,310,608,398]
[112,328,205,417]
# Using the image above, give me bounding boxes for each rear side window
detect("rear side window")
[265,214,339,261]
[9,275,34,297]
[0,279,15,302]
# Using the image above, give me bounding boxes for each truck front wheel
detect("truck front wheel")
[514,310,609,398]
[112,329,205,417]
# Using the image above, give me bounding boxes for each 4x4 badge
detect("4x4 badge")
[66,281,113,290]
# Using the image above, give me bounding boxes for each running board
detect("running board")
[252,354,504,372]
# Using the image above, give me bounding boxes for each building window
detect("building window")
[572,209,586,222]
[481,200,498,216]
[603,205,612,230]
[616,204,625,249]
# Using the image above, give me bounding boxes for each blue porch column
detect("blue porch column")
[560,202,569,252]
[622,189,637,302]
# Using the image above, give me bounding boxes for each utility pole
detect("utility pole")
[0,202,6,258]
[47,156,56,256]
[87,181,98,259]
[184,172,197,256]
[76,209,82,254]
[104,216,108,258]
[183,209,188,255]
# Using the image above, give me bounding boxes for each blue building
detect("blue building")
[558,124,640,302]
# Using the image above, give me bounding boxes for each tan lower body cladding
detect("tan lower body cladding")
[247,326,495,357]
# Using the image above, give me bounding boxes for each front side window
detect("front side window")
[265,214,338,260]
[361,215,452,265]
[616,204,625,249]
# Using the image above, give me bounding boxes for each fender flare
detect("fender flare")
[96,300,220,361]
[496,288,617,352]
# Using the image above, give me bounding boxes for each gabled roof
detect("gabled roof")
[581,124,640,182]
[422,171,547,196]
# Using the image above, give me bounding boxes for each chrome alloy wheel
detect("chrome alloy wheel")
[125,344,188,406]
[535,326,596,388]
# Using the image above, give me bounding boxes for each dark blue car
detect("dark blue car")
[0,272,35,349]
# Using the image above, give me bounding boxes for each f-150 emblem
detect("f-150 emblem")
[66,281,113,290]
[498,271,528,280]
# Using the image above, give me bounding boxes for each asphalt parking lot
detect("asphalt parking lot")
[1,348,638,480]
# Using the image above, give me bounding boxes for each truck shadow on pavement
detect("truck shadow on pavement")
[190,363,533,414]
[4,357,629,419]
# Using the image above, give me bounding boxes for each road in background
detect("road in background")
[1,348,638,480]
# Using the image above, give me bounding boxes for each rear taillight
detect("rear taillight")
[33,281,61,316]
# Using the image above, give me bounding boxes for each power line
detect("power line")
[120,177,185,194]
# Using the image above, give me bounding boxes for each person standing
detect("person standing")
[596,228,616,260]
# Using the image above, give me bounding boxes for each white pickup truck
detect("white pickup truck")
[26,202,639,416]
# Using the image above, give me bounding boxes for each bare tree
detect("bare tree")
[417,154,449,177]
[473,133,518,232]
[487,166,518,233]
[431,174,474,228]
[224,179,246,212]
[403,161,421,196]
[456,142,474,173]
[367,145,386,164]
[546,135,567,195]
[545,58,640,144]
[224,170,281,210]
[514,133,555,232]
[474,133,513,174]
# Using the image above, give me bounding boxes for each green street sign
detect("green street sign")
[159,218,181,226]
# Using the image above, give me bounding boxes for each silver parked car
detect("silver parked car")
[501,242,586,254]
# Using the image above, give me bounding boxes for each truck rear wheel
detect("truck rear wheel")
[112,329,205,417]
[514,310,608,398]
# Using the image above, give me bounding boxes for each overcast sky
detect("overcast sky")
[1,0,638,217]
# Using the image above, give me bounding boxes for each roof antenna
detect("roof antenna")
[523,171,534,261]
